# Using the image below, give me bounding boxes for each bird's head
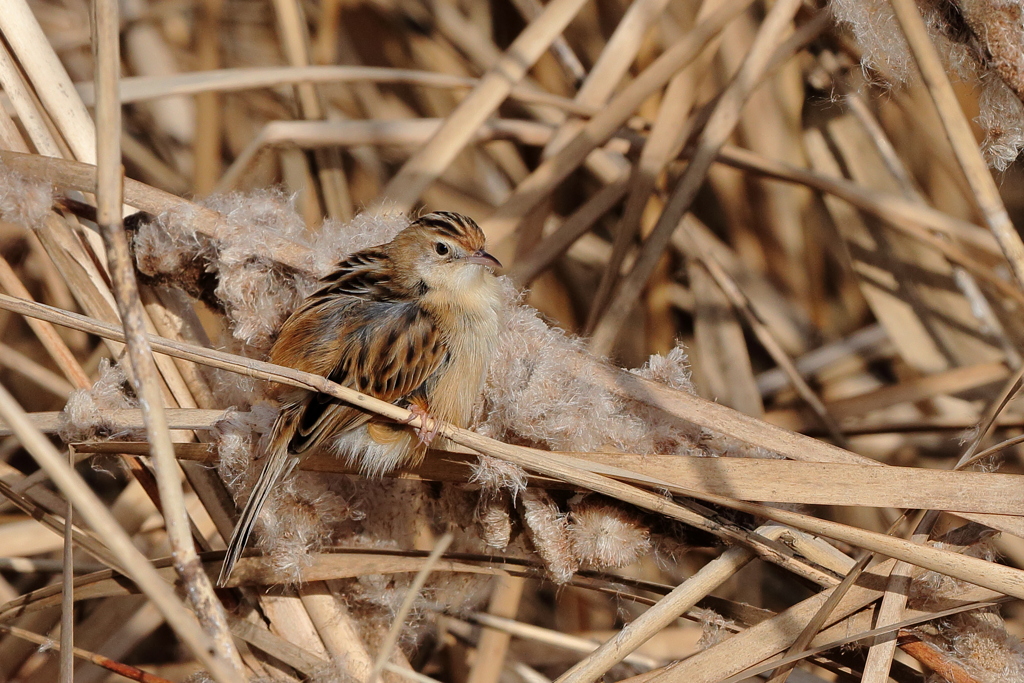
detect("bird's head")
[390,211,501,294]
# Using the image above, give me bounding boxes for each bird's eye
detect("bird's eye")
[435,242,449,256]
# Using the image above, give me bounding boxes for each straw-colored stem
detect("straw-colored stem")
[555,525,788,683]
[589,0,803,355]
[480,0,755,244]
[0,41,62,158]
[8,295,1024,599]
[0,342,75,399]
[91,1,243,678]
[75,66,598,116]
[467,574,526,683]
[377,0,589,212]
[298,582,375,682]
[271,0,352,221]
[192,0,223,195]
[889,0,1024,288]
[369,533,454,683]
[463,613,659,670]
[0,382,237,680]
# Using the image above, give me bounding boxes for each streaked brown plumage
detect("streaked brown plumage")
[218,212,502,586]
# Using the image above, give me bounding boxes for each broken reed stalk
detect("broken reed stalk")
[5,291,1024,601]
[91,0,243,678]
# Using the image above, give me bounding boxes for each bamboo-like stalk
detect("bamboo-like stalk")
[376,0,589,211]
[466,574,527,683]
[480,0,755,244]
[588,0,804,354]
[90,1,243,679]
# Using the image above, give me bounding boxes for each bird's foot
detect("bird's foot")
[403,403,440,446]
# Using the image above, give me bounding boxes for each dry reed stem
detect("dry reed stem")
[91,0,243,676]
[217,118,563,192]
[0,623,173,683]
[299,581,377,681]
[0,42,63,158]
[589,0,807,353]
[5,294,1024,601]
[73,66,599,115]
[467,574,527,683]
[377,0,588,211]
[556,525,788,683]
[463,613,659,671]
[271,0,352,221]
[73,438,1024,515]
[889,0,1024,288]
[226,612,328,678]
[0,409,228,435]
[0,342,75,398]
[0,383,235,680]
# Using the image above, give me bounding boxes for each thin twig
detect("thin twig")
[368,533,454,683]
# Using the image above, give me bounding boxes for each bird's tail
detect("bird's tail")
[217,415,299,587]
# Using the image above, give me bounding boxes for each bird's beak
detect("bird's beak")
[465,250,502,269]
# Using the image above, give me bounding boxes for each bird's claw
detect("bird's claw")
[404,404,440,446]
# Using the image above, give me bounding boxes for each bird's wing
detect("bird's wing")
[285,300,448,454]
[312,249,406,300]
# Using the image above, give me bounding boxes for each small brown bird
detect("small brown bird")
[218,212,503,586]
